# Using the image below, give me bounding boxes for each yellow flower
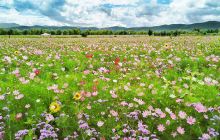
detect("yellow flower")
[14,51,20,55]
[49,101,61,113]
[73,92,82,100]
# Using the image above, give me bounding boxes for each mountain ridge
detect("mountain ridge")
[0,21,220,31]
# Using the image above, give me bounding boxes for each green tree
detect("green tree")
[148,29,153,36]
[8,29,13,38]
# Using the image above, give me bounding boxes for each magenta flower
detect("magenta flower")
[187,116,196,125]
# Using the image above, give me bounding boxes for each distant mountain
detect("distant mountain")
[0,23,20,28]
[128,21,220,31]
[102,26,127,31]
[0,21,220,31]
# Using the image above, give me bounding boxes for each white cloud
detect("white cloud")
[0,0,220,27]
[0,8,64,26]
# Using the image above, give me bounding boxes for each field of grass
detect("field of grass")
[0,36,219,140]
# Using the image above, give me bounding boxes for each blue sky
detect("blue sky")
[0,0,220,27]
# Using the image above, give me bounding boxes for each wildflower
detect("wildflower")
[86,53,93,58]
[34,69,40,75]
[45,114,54,122]
[157,124,165,132]
[110,110,118,117]
[97,121,104,127]
[177,126,185,135]
[178,111,187,119]
[49,101,61,113]
[92,91,98,96]
[0,95,5,100]
[0,131,4,139]
[29,72,36,79]
[187,116,196,125]
[25,104,31,109]
[83,70,90,75]
[114,57,120,65]
[14,51,20,55]
[199,133,211,140]
[171,132,177,138]
[15,129,29,139]
[166,120,170,125]
[15,94,24,100]
[73,92,82,100]
[142,110,150,118]
[15,113,23,121]
[194,103,207,113]
[170,113,177,120]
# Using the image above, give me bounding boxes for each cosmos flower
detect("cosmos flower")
[157,124,165,132]
[49,101,61,113]
[14,51,20,55]
[178,111,187,119]
[194,103,207,113]
[73,92,82,100]
[177,126,185,135]
[187,116,196,125]
[110,110,118,117]
[97,121,104,127]
[45,114,54,122]
[15,113,23,121]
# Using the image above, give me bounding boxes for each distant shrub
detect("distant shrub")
[81,32,88,37]
[148,30,153,36]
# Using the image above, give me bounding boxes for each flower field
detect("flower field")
[0,36,219,140]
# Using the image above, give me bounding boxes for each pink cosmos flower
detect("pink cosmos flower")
[160,113,166,118]
[187,116,196,125]
[110,110,118,117]
[0,95,5,100]
[157,124,165,132]
[92,91,98,96]
[142,110,151,118]
[111,94,118,98]
[120,101,128,106]
[200,133,211,140]
[194,103,207,113]
[177,126,185,135]
[178,111,187,119]
[171,132,177,137]
[176,98,183,103]
[170,113,177,120]
[29,72,36,79]
[45,114,54,122]
[83,70,90,75]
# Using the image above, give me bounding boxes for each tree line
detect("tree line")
[0,28,219,37]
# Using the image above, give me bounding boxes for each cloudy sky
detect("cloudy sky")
[0,0,220,27]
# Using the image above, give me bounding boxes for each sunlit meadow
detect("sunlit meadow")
[0,36,219,140]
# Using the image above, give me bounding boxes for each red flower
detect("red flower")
[34,69,40,75]
[86,54,93,58]
[92,85,97,92]
[114,57,120,65]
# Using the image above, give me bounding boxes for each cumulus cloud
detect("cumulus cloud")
[0,0,219,27]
